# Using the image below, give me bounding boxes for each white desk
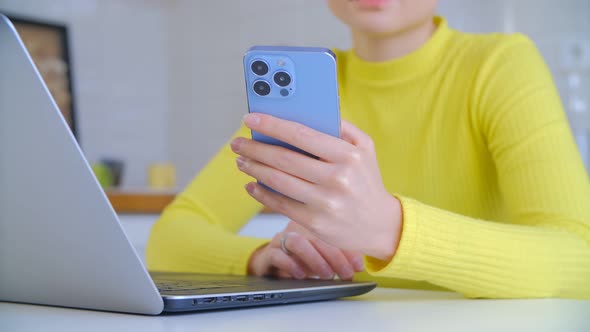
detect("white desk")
[2,288,589,332]
[3,215,588,331]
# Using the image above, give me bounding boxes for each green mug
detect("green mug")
[91,163,114,189]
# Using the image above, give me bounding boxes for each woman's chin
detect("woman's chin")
[350,17,404,36]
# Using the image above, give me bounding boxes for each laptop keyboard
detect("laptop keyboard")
[155,280,243,292]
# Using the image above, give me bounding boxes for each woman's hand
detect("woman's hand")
[248,221,364,280]
[232,113,403,262]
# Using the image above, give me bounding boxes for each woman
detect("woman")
[147,0,590,298]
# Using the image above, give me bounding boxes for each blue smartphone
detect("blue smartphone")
[243,46,341,158]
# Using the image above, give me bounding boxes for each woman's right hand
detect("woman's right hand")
[247,221,365,280]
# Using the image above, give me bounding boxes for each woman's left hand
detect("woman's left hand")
[231,113,402,262]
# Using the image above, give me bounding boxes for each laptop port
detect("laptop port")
[220,296,231,302]
[203,297,216,304]
[252,294,264,301]
[235,295,248,302]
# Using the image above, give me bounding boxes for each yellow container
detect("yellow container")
[148,163,176,190]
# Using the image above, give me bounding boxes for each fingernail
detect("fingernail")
[236,156,246,168]
[353,258,365,271]
[243,114,260,127]
[321,266,335,280]
[245,182,256,195]
[230,138,242,152]
[341,267,354,280]
[294,269,306,279]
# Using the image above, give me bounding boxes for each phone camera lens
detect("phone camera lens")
[253,80,271,96]
[251,60,269,76]
[273,71,291,87]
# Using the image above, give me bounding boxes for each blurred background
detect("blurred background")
[1,0,589,190]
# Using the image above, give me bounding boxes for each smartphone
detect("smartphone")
[243,46,341,158]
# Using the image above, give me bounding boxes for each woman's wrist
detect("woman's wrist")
[366,194,403,262]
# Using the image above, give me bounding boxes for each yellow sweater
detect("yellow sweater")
[147,17,590,298]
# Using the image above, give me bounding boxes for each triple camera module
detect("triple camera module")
[250,60,292,97]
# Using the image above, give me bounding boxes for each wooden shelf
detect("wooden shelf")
[106,190,274,214]
[106,190,176,214]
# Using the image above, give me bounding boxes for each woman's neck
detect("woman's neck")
[351,18,437,62]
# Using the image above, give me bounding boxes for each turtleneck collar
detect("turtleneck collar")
[346,16,452,84]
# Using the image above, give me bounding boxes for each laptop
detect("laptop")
[0,14,376,314]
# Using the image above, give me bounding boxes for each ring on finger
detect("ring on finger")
[280,232,295,256]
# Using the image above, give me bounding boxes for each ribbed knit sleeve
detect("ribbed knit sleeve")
[364,35,590,298]
[366,196,590,298]
[146,125,268,275]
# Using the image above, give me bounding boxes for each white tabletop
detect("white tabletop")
[2,288,589,332]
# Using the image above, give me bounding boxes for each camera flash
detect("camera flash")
[277,59,286,67]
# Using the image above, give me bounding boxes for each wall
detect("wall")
[0,0,171,187]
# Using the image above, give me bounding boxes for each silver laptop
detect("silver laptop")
[0,14,375,314]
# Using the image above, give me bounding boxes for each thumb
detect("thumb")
[341,120,373,149]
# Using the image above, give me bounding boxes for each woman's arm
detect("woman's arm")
[147,124,363,279]
[362,35,590,298]
[146,125,268,275]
